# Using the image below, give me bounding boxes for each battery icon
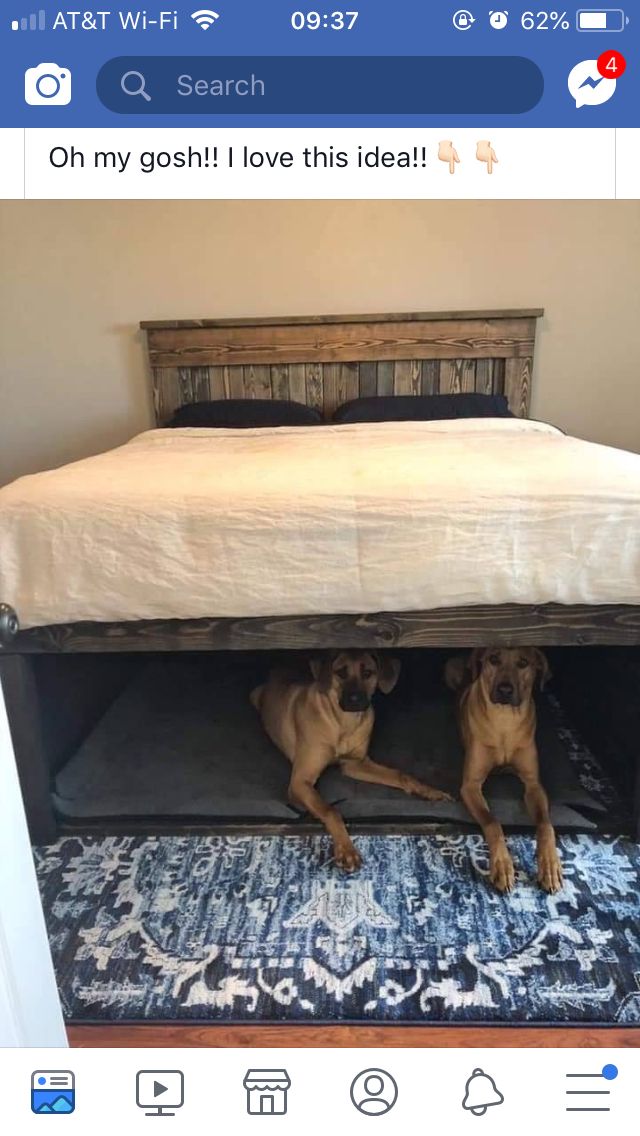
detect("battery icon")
[576,9,626,31]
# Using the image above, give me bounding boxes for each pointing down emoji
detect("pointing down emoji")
[476,139,498,173]
[438,140,460,174]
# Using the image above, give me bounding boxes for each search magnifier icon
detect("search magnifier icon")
[120,70,151,101]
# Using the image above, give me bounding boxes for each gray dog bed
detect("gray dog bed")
[54,657,605,827]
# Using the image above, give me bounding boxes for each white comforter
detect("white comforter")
[1,419,639,628]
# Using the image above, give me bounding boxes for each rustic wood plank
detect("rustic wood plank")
[244,365,271,399]
[223,366,245,399]
[305,363,323,412]
[339,362,360,407]
[393,360,422,395]
[504,356,532,417]
[358,361,377,399]
[146,317,538,368]
[207,366,226,400]
[376,361,394,396]
[460,359,477,392]
[421,360,439,395]
[152,366,180,425]
[68,1023,639,1048]
[141,309,545,330]
[178,366,210,407]
[439,359,460,394]
[439,359,477,394]
[287,363,306,405]
[321,362,341,419]
[475,358,496,395]
[494,358,506,395]
[10,605,640,653]
[270,364,290,401]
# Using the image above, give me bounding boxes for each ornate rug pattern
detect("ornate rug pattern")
[35,832,640,1024]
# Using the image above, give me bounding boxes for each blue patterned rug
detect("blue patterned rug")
[35,832,640,1024]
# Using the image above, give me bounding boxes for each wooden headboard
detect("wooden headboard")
[141,309,543,425]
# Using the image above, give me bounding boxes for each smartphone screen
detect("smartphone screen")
[0,1,638,1130]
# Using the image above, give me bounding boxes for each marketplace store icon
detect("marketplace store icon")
[244,1069,291,1115]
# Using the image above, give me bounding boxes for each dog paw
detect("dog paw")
[490,852,516,893]
[426,788,454,803]
[412,781,453,803]
[537,852,563,893]
[334,842,362,872]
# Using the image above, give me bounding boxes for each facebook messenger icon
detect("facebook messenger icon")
[568,59,616,108]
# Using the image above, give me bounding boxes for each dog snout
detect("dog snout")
[493,680,518,705]
[339,684,370,712]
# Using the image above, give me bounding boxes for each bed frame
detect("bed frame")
[2,308,640,654]
[2,309,640,842]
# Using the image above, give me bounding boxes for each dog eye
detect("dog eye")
[488,654,500,666]
[362,669,374,679]
[335,666,349,679]
[517,658,529,669]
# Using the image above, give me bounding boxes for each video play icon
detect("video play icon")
[136,1071,184,1117]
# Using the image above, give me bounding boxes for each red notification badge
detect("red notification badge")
[597,51,627,80]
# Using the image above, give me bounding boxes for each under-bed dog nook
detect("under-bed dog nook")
[1,306,640,849]
[2,309,640,1025]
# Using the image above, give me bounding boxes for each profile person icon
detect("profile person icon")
[350,1068,398,1116]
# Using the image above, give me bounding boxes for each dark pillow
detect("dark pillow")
[332,393,513,424]
[168,399,323,429]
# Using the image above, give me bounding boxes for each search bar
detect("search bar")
[97,56,544,115]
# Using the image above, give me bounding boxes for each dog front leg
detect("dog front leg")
[523,777,562,893]
[461,777,515,893]
[340,757,452,802]
[288,769,361,871]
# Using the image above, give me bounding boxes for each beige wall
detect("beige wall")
[1,200,639,484]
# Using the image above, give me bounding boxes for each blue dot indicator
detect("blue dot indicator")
[38,1077,46,1085]
[601,1064,618,1081]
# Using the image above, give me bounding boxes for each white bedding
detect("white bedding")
[1,418,639,628]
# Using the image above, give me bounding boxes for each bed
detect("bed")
[1,309,639,842]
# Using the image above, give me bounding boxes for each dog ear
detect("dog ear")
[375,654,401,694]
[532,648,551,690]
[468,648,485,680]
[309,654,333,692]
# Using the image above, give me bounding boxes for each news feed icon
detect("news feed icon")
[24,62,71,105]
[31,1071,75,1115]
[136,1070,184,1117]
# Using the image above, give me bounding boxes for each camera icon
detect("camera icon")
[25,63,72,106]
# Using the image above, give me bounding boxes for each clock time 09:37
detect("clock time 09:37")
[291,10,359,30]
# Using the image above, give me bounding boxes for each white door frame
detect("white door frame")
[0,681,67,1046]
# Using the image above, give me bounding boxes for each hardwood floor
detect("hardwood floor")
[68,1024,640,1048]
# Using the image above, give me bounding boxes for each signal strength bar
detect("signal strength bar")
[11,9,46,29]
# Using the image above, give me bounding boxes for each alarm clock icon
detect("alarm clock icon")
[489,10,508,28]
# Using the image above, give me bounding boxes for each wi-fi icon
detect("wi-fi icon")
[190,8,220,28]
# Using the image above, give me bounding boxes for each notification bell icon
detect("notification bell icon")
[461,1068,505,1116]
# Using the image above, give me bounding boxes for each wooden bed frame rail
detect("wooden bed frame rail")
[4,604,640,653]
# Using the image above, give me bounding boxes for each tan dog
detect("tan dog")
[446,647,562,894]
[252,650,451,870]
